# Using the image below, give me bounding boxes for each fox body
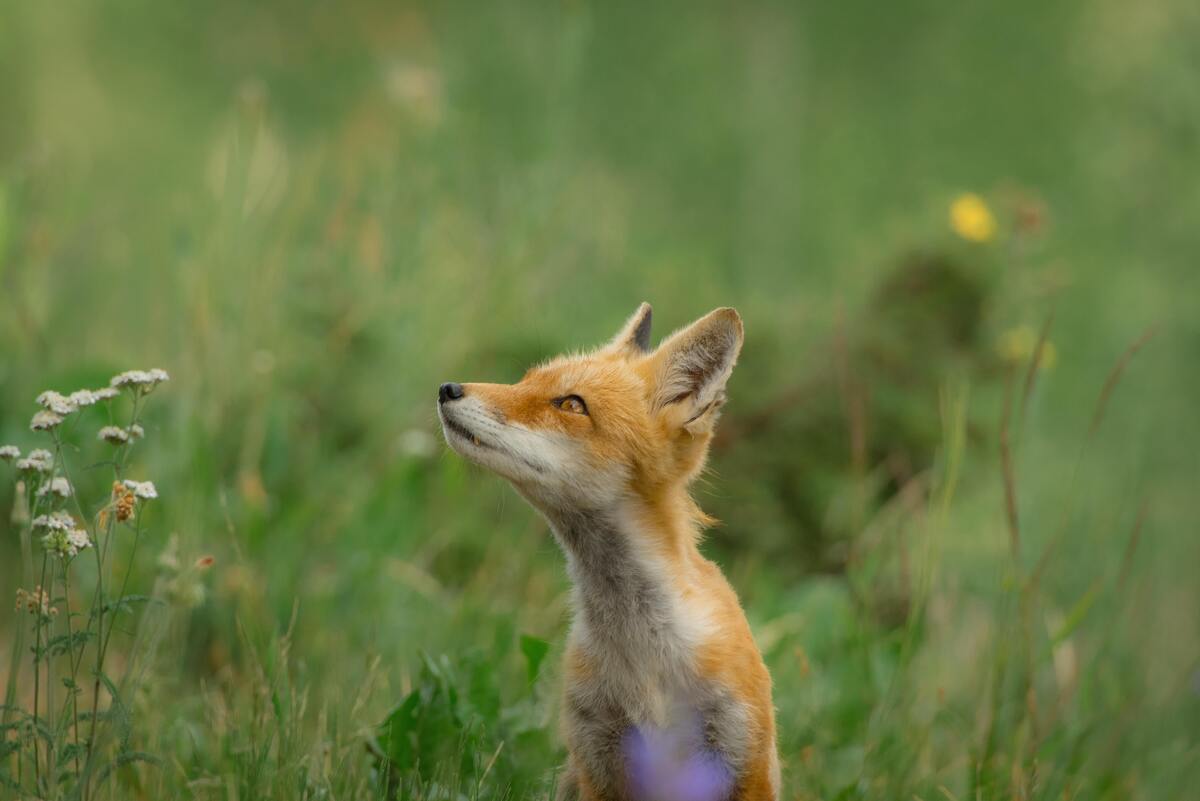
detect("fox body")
[438,304,778,801]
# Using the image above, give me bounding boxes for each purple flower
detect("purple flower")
[623,722,734,801]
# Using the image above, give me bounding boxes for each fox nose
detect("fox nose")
[438,382,464,404]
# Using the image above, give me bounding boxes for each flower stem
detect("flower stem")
[32,553,48,794]
[60,559,83,779]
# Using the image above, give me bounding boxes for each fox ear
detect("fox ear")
[605,302,654,355]
[650,307,743,427]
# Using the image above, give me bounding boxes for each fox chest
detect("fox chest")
[562,634,751,800]
[561,673,750,801]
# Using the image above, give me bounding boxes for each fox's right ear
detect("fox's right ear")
[605,302,654,356]
[649,307,743,430]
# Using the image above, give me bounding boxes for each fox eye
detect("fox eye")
[553,395,588,416]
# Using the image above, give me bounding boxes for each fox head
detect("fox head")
[437,303,743,521]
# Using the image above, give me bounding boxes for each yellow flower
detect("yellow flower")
[950,193,997,242]
[997,325,1057,370]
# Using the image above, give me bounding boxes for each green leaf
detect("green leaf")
[271,688,284,726]
[31,719,54,744]
[519,634,550,685]
[465,651,501,721]
[96,671,132,746]
[377,689,422,770]
[60,741,87,763]
[35,630,96,660]
[78,708,116,724]
[0,739,21,760]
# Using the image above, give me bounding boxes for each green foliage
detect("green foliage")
[519,636,551,686]
[373,647,554,798]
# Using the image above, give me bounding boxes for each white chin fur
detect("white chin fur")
[439,402,544,484]
[438,398,625,507]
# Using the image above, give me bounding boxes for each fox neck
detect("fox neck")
[541,493,704,678]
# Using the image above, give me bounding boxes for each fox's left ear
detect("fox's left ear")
[605,302,654,356]
[650,307,743,431]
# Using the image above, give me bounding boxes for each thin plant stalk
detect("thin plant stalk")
[100,509,144,664]
[32,552,48,794]
[60,559,83,778]
[3,480,38,735]
[84,512,111,779]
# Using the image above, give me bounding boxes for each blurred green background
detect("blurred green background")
[2,0,1198,798]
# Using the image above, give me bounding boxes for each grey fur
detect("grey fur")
[545,507,751,800]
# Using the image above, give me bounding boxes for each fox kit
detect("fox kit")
[438,304,778,800]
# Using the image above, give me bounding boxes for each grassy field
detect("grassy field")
[2,1,1198,798]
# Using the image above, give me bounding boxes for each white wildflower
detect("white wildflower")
[98,426,130,445]
[123,480,158,500]
[36,391,77,415]
[67,528,92,553]
[33,510,75,531]
[0,445,19,461]
[36,477,73,499]
[16,449,53,472]
[129,424,145,440]
[110,370,152,388]
[110,368,169,390]
[68,389,99,407]
[31,410,64,431]
[42,527,90,559]
[92,387,120,401]
[42,531,66,557]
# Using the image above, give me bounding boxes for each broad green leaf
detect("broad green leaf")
[519,634,550,685]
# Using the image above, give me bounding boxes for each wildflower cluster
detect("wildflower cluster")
[41,527,93,559]
[109,368,170,391]
[36,476,73,499]
[111,480,141,522]
[30,411,64,432]
[14,586,56,618]
[15,449,53,472]
[98,424,145,444]
[23,369,167,433]
[1,367,171,798]
[123,479,158,499]
[32,511,92,559]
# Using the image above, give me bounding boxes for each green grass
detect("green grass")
[2,1,1199,798]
